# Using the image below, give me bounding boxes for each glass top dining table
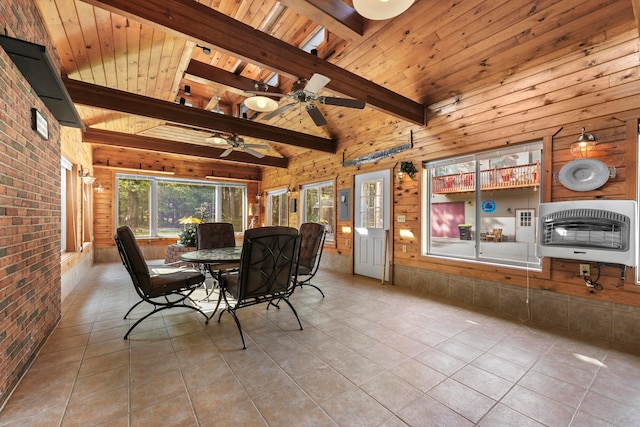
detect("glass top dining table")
[178,247,243,264]
[179,247,243,305]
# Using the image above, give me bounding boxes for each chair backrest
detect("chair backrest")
[493,228,503,240]
[114,225,151,294]
[197,222,236,249]
[298,222,326,272]
[235,226,300,302]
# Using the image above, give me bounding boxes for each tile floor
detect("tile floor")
[2,262,640,426]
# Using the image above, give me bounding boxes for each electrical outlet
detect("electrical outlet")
[345,239,350,246]
[402,245,407,253]
[580,264,591,277]
[397,215,406,223]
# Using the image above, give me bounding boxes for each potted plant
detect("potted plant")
[177,216,201,247]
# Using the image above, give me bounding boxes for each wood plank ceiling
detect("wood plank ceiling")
[35,0,640,168]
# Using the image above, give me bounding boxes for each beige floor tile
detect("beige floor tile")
[5,264,640,426]
[130,393,196,427]
[321,387,393,426]
[61,386,128,427]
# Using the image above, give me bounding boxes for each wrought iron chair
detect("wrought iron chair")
[196,222,238,299]
[114,225,209,339]
[215,226,302,349]
[295,222,326,297]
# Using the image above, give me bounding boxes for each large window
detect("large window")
[301,180,335,242]
[117,174,246,237]
[267,189,288,226]
[61,157,72,252]
[423,143,542,269]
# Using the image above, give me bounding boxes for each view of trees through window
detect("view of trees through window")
[301,180,335,242]
[117,175,245,237]
[268,190,288,226]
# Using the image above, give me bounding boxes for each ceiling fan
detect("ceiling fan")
[249,73,366,126]
[204,133,269,158]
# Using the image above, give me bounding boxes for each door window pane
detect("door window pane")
[359,179,384,229]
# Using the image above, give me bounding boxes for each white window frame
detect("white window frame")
[267,188,288,226]
[61,156,72,252]
[115,174,247,237]
[300,179,335,243]
[422,142,543,269]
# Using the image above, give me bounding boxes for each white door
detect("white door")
[515,208,535,242]
[354,170,390,281]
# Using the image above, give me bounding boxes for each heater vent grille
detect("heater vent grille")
[541,209,629,250]
[537,201,637,266]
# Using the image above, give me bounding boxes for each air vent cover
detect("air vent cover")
[0,35,84,129]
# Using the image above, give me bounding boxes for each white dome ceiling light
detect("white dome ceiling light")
[353,0,415,20]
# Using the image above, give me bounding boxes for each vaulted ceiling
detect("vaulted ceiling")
[36,0,640,169]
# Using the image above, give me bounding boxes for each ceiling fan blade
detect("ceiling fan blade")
[220,147,234,157]
[319,96,366,109]
[263,102,296,120]
[244,143,270,150]
[306,104,327,126]
[304,73,330,94]
[242,147,265,158]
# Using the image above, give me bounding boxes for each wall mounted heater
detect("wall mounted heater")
[537,200,637,267]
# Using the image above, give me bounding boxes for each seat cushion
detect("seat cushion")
[147,270,205,298]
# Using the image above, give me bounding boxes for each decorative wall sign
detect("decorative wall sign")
[482,199,496,213]
[342,131,414,167]
[31,108,48,140]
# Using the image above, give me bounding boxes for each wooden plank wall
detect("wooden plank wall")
[262,28,640,305]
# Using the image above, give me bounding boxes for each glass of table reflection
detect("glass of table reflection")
[179,247,242,306]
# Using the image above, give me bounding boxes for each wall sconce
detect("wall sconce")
[286,186,293,196]
[179,85,191,96]
[570,128,597,158]
[79,167,95,184]
[196,44,211,55]
[94,182,105,193]
[255,193,262,201]
[506,207,512,213]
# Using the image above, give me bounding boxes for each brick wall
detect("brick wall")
[0,0,62,407]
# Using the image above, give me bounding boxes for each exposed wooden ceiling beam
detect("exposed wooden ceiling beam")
[83,128,288,168]
[80,0,427,125]
[185,60,283,97]
[279,0,364,42]
[64,78,334,153]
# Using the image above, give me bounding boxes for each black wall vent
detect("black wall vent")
[0,34,84,129]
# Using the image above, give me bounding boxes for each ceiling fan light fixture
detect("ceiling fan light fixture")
[207,132,228,145]
[244,95,279,112]
[353,0,415,20]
